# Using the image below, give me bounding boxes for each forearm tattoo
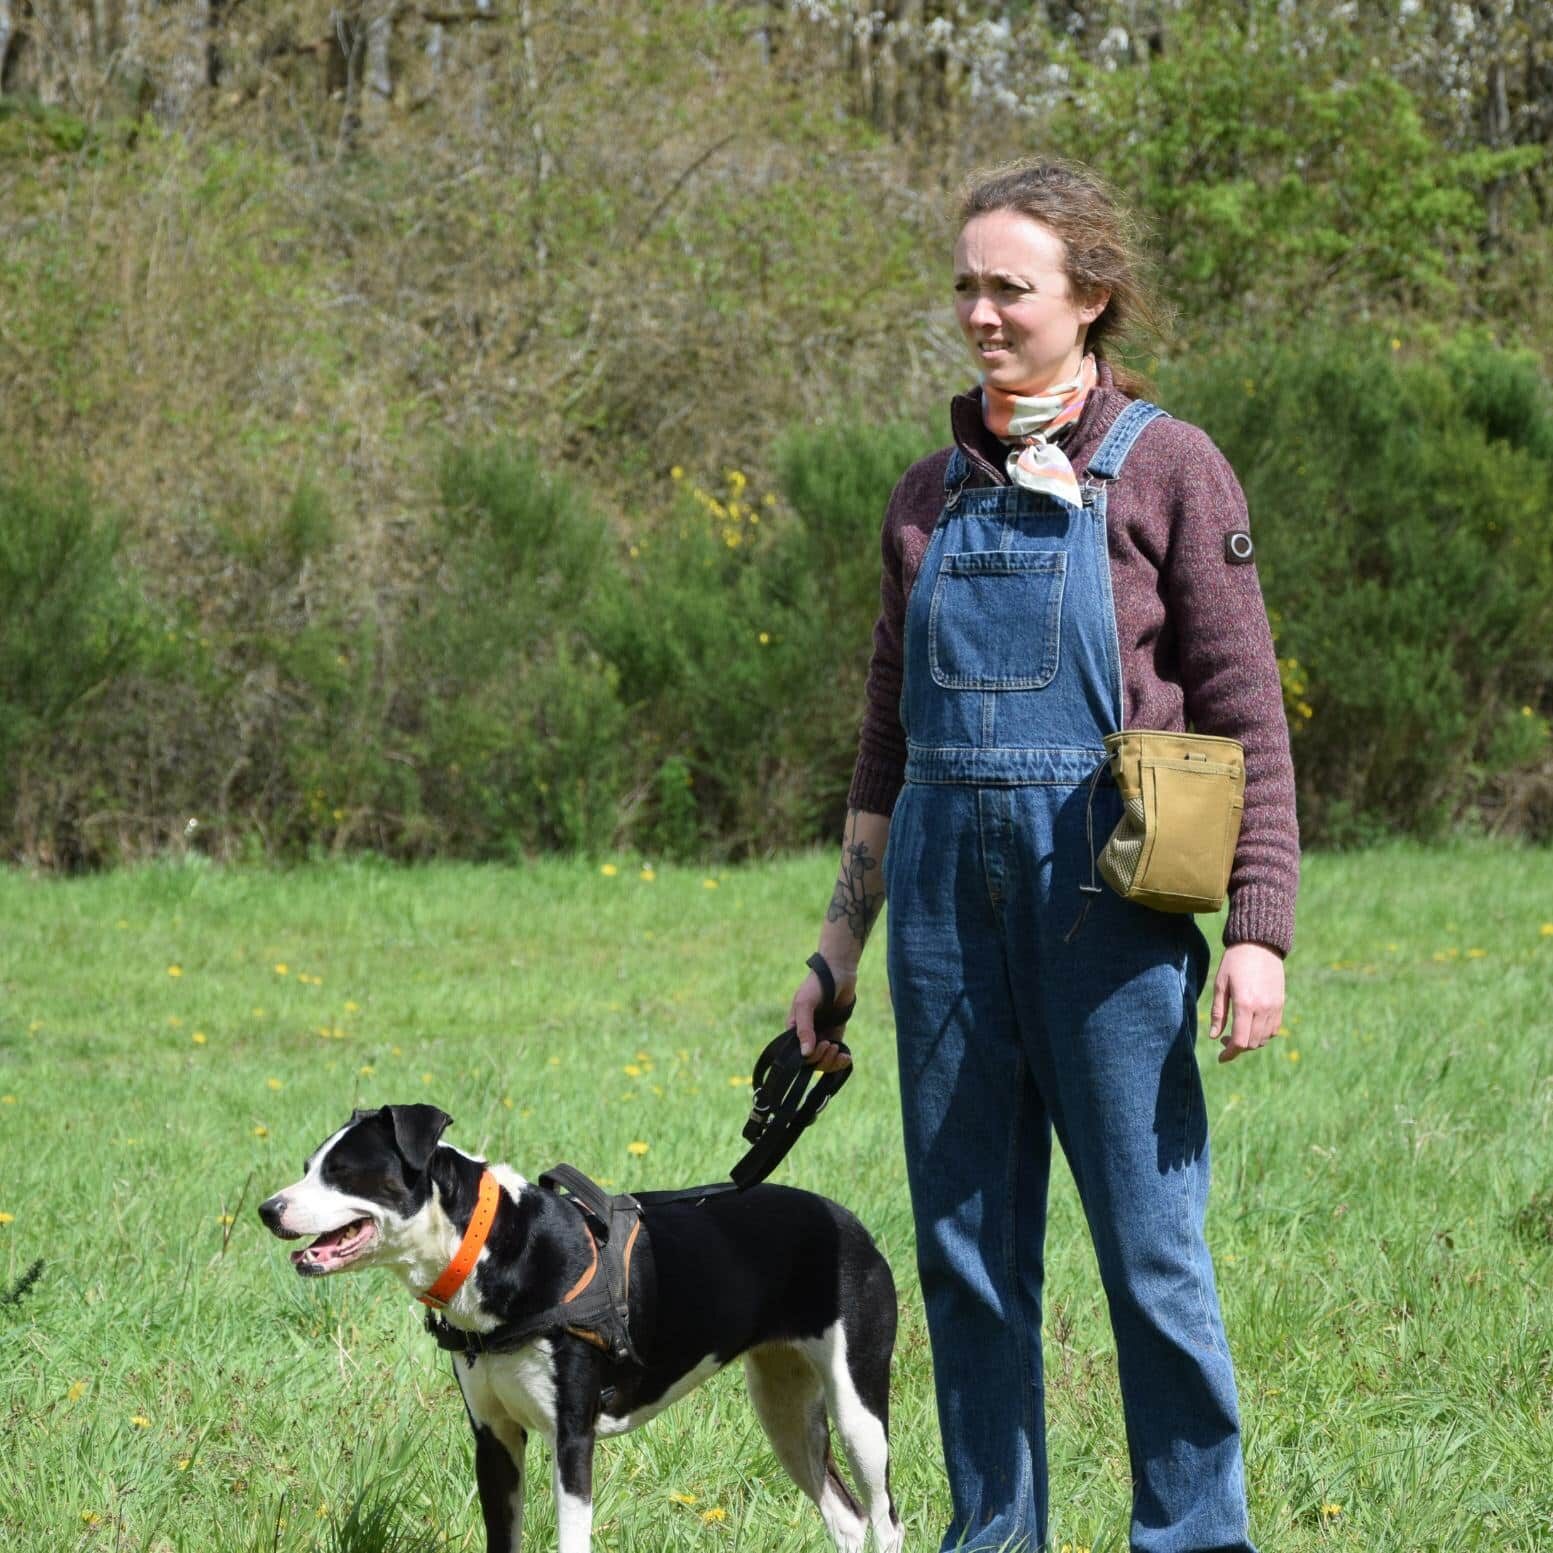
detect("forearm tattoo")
[826,840,884,947]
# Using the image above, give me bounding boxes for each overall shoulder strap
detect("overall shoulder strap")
[1084,399,1169,483]
[943,446,969,494]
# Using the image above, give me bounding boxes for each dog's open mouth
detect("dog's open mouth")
[291,1216,377,1275]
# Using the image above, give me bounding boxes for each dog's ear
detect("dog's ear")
[385,1104,454,1172]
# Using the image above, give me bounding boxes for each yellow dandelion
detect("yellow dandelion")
[701,1507,727,1523]
[703,878,719,890]
[624,1063,643,1078]
[1540,923,1553,937]
[177,1458,191,1472]
[359,1065,375,1078]
[421,1071,434,1085]
[252,1006,266,1018]
[274,963,288,975]
[728,1075,751,1088]
[548,1055,562,1067]
[1524,706,1536,717]
[266,1077,283,1091]
[1390,337,1402,350]
[192,1031,207,1046]
[640,867,656,881]
[27,1019,43,1033]
[253,1126,269,1139]
[1,1094,16,1104]
[217,1214,234,1226]
[167,965,182,978]
[670,465,684,481]
[67,1381,87,1402]
[1321,1502,1343,1517]
[82,1512,102,1526]
[0,1212,15,1225]
[628,1141,650,1157]
[391,1045,403,1057]
[636,1050,651,1061]
[669,1490,698,1505]
[344,999,360,1013]
[1466,948,1486,959]
[130,1414,151,1428]
[758,631,770,645]
[601,863,619,877]
[502,1096,514,1109]
[1287,1049,1301,1062]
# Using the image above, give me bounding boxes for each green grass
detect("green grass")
[1,843,1551,1551]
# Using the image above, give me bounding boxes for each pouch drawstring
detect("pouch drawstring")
[1063,755,1111,944]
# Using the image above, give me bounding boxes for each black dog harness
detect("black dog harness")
[425,954,855,1368]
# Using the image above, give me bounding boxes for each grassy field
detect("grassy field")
[1,844,1551,1552]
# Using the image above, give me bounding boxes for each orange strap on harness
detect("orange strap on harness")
[420,1169,501,1309]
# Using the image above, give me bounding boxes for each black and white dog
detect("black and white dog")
[259,1104,903,1552]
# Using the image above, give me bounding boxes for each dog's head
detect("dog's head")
[258,1104,454,1276]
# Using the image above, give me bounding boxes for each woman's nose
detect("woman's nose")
[965,294,1000,331]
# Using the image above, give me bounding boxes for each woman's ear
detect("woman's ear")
[1080,287,1112,326]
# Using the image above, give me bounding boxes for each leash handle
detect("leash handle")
[804,952,856,1036]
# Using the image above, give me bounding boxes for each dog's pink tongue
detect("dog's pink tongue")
[293,1223,351,1269]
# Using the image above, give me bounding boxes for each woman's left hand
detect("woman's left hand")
[1208,942,1285,1063]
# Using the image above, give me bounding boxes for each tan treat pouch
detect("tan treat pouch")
[1096,730,1245,914]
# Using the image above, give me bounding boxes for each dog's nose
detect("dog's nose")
[258,1194,292,1236]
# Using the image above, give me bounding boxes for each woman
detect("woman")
[790,158,1297,1553]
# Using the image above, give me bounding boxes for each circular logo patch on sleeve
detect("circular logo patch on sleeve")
[1224,530,1255,565]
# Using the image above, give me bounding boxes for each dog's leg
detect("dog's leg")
[805,1324,903,1553]
[473,1418,528,1552]
[550,1423,594,1553]
[745,1343,867,1553]
[550,1348,599,1553]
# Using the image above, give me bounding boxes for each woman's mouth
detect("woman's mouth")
[291,1216,378,1275]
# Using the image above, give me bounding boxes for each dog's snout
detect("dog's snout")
[259,1194,299,1238]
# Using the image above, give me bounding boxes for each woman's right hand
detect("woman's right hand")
[789,966,857,1073]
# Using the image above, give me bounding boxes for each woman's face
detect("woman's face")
[953,210,1109,395]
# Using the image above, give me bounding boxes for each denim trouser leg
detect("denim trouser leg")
[889,786,1047,1553]
[889,785,1256,1553]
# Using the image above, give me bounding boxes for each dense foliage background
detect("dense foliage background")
[2,1,1550,863]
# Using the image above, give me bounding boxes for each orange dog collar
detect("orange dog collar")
[420,1169,501,1310]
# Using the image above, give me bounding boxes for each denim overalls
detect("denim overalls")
[884,402,1255,1553]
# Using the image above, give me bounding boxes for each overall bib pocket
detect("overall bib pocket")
[928,549,1067,690]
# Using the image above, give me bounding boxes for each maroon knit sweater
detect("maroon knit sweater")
[848,361,1300,956]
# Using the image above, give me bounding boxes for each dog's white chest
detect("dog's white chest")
[472,1343,561,1438]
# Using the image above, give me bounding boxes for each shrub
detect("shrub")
[403,445,626,855]
[1162,332,1553,844]
[0,476,151,861]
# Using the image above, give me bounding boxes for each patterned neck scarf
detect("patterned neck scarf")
[981,353,1098,506]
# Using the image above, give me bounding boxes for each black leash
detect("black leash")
[638,951,855,1205]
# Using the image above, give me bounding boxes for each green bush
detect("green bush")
[0,475,151,860]
[1162,332,1553,844]
[404,445,626,855]
[592,426,935,856]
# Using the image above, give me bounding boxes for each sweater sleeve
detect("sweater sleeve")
[1162,425,1301,955]
[846,479,911,817]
